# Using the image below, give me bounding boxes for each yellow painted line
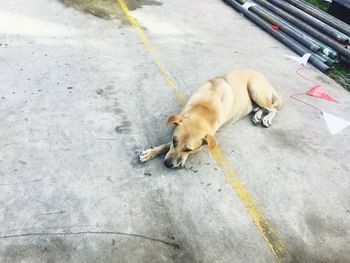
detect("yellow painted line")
[116,0,289,261]
[213,148,289,261]
[116,0,186,106]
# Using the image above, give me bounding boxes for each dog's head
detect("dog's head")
[164,114,217,168]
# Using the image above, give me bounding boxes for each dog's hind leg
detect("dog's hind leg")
[261,108,277,128]
[248,75,282,128]
[252,108,264,125]
[139,143,171,162]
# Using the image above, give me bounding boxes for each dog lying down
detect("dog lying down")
[139,69,282,168]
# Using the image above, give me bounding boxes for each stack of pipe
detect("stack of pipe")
[223,0,350,72]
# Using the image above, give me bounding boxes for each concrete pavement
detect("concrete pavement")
[0,0,350,262]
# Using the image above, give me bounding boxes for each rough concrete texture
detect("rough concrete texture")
[0,0,350,262]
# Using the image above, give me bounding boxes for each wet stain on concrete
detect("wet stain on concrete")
[97,84,143,168]
[281,212,350,263]
[0,237,73,263]
[287,238,350,263]
[18,160,27,165]
[268,129,309,153]
[58,0,161,21]
[305,213,347,238]
[0,233,181,263]
[268,129,342,159]
[266,129,329,155]
[106,96,132,135]
[114,120,132,134]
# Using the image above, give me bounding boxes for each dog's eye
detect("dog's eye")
[172,137,178,147]
[183,147,192,152]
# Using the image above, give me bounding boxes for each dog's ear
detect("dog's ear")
[204,134,217,152]
[166,115,183,125]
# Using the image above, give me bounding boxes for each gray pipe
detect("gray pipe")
[300,0,350,27]
[252,1,338,60]
[234,0,321,52]
[280,31,335,66]
[286,0,350,37]
[222,0,329,72]
[267,0,349,44]
[319,55,336,67]
[273,28,336,66]
[254,0,350,60]
[240,0,338,60]
[256,4,336,65]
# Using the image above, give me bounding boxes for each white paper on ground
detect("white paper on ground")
[285,53,311,66]
[322,111,350,135]
[242,2,256,10]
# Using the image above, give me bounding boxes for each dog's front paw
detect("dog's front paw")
[139,149,156,163]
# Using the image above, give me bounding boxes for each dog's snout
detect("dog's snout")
[164,159,174,168]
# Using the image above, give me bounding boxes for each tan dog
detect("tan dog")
[140,69,282,168]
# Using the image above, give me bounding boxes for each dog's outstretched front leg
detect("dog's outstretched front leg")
[139,143,171,163]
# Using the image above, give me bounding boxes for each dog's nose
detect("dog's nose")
[164,159,173,168]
